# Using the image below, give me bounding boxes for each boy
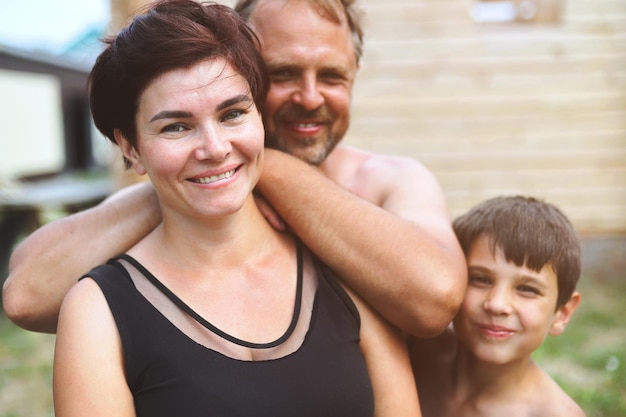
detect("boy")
[410,195,586,417]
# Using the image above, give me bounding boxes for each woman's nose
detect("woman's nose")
[194,128,232,161]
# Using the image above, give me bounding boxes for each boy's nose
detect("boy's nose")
[483,288,513,315]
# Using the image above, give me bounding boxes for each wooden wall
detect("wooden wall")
[348,0,626,235]
[109,0,150,30]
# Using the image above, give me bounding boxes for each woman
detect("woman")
[52,1,420,416]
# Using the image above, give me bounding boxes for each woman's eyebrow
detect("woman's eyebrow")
[149,94,252,122]
[150,110,192,122]
[217,94,252,111]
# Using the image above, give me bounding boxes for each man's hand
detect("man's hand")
[254,191,288,232]
[3,182,161,333]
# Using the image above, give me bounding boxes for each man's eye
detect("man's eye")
[270,70,296,81]
[320,72,346,83]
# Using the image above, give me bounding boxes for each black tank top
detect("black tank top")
[83,248,374,417]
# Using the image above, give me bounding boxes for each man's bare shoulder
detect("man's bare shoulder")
[327,145,441,203]
[339,144,431,173]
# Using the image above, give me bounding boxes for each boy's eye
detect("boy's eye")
[518,285,541,296]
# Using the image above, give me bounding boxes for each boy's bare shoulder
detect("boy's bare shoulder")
[527,368,586,417]
[451,366,586,417]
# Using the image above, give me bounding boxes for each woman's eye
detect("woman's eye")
[222,109,246,122]
[162,123,187,133]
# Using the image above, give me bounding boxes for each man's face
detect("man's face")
[250,0,358,165]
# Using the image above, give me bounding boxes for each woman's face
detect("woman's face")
[118,58,265,220]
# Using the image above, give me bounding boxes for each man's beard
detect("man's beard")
[264,104,343,165]
[265,131,339,166]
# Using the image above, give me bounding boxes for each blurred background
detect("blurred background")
[0,0,624,416]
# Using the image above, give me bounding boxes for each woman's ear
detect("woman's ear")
[114,128,146,175]
[549,291,581,336]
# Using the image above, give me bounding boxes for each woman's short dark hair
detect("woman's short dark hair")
[89,0,268,162]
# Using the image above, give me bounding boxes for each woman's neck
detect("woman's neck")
[130,195,284,273]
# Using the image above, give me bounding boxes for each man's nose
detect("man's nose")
[291,77,324,110]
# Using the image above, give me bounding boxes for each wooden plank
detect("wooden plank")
[359,1,626,25]
[354,72,626,98]
[447,190,626,205]
[364,19,626,42]
[437,169,626,189]
[358,53,626,79]
[349,130,626,153]
[445,186,626,209]
[418,150,626,171]
[346,112,626,149]
[350,91,626,121]
[362,35,626,61]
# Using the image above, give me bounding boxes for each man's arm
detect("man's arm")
[256,149,467,338]
[2,182,161,333]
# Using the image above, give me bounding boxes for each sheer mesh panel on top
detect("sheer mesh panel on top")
[116,248,319,362]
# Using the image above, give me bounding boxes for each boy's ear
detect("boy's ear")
[549,291,581,336]
[114,128,146,176]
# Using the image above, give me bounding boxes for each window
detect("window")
[470,0,564,23]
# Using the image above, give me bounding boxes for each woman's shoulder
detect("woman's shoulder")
[57,274,117,340]
[63,276,107,309]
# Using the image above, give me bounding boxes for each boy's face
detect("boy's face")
[453,235,571,365]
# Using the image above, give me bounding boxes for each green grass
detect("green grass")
[0,271,624,416]
[0,316,55,417]
[533,273,626,417]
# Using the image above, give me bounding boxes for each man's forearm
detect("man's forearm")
[257,150,466,337]
[2,182,160,333]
